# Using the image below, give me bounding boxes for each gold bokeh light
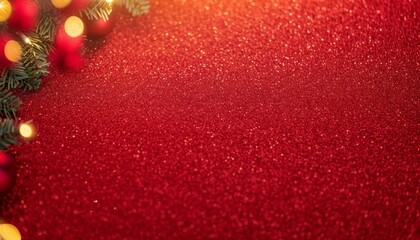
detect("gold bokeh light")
[64,16,84,37]
[51,0,71,9]
[0,0,12,22]
[19,122,36,140]
[24,37,31,44]
[4,40,22,63]
[0,223,21,240]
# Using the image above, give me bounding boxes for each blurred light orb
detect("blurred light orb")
[0,0,12,22]
[65,16,84,37]
[51,0,71,9]
[19,123,36,139]
[0,223,21,240]
[23,37,31,44]
[4,40,22,63]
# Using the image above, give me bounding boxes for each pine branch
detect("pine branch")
[0,119,21,150]
[0,90,21,119]
[0,64,28,90]
[20,34,50,90]
[0,34,50,91]
[36,15,58,47]
[80,0,113,20]
[116,0,150,16]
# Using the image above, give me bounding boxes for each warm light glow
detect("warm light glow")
[24,37,31,44]
[105,0,113,3]
[0,223,21,240]
[4,40,22,63]
[64,16,84,37]
[0,0,12,22]
[51,0,71,9]
[19,123,36,139]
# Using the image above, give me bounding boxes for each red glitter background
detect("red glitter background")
[2,0,420,239]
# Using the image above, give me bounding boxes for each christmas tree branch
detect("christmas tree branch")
[80,0,113,20]
[0,64,28,90]
[0,35,50,91]
[0,90,21,119]
[36,15,58,46]
[19,34,50,90]
[116,0,149,16]
[0,119,21,150]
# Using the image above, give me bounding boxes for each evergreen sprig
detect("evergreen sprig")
[0,64,28,90]
[116,0,150,16]
[20,34,50,90]
[0,35,50,92]
[81,0,113,20]
[0,90,21,119]
[0,0,150,150]
[0,119,21,150]
[36,15,58,47]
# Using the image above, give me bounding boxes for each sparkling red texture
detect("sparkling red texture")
[2,0,419,239]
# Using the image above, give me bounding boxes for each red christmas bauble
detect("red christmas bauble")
[51,52,84,70]
[62,51,83,70]
[51,28,84,70]
[0,152,16,195]
[84,14,116,39]
[7,0,38,32]
[54,28,84,54]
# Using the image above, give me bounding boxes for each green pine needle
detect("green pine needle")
[36,15,58,47]
[116,0,150,16]
[0,90,21,119]
[0,65,28,90]
[80,0,113,20]
[14,33,50,91]
[0,119,22,150]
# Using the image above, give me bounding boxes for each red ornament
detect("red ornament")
[0,152,16,195]
[50,28,84,70]
[62,51,84,70]
[55,28,84,54]
[50,50,84,70]
[7,0,38,32]
[84,14,116,39]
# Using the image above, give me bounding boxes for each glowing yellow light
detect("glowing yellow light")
[19,123,36,139]
[24,37,31,44]
[4,40,22,63]
[105,0,113,3]
[0,0,12,22]
[51,0,71,9]
[64,16,84,38]
[0,223,21,240]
